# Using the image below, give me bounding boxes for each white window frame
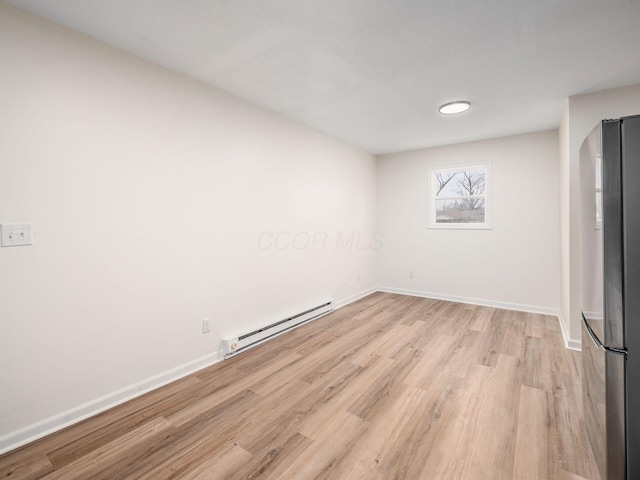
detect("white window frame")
[428,163,492,230]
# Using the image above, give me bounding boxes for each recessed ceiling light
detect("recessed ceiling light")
[439,101,471,115]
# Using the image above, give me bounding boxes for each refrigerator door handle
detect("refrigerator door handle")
[581,313,627,355]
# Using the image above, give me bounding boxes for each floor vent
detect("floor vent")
[222,301,333,358]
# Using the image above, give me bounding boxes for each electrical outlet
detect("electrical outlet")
[409,271,414,278]
[1,223,33,247]
[202,318,211,333]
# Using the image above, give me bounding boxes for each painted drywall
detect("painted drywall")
[559,83,640,347]
[558,102,574,347]
[0,3,377,446]
[377,130,560,313]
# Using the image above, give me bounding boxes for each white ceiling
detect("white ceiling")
[7,0,640,154]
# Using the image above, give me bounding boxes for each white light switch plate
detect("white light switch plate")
[1,223,33,247]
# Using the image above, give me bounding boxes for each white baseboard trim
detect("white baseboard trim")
[0,350,224,455]
[558,312,581,351]
[333,286,378,309]
[377,286,561,317]
[0,287,379,456]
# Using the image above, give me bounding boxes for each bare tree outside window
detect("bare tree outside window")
[429,165,491,229]
[435,171,459,196]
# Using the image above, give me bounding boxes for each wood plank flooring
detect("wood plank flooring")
[0,293,600,479]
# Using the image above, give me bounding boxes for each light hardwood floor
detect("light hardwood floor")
[0,293,599,479]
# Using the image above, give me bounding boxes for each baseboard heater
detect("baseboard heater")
[222,301,333,358]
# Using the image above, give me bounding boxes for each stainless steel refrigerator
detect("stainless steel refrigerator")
[580,115,640,480]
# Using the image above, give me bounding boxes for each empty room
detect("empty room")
[2,1,640,479]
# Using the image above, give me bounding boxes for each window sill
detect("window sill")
[428,223,492,230]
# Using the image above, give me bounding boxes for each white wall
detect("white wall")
[558,101,573,346]
[0,3,377,448]
[377,130,560,313]
[559,83,640,347]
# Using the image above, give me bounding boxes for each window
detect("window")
[428,164,491,229]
